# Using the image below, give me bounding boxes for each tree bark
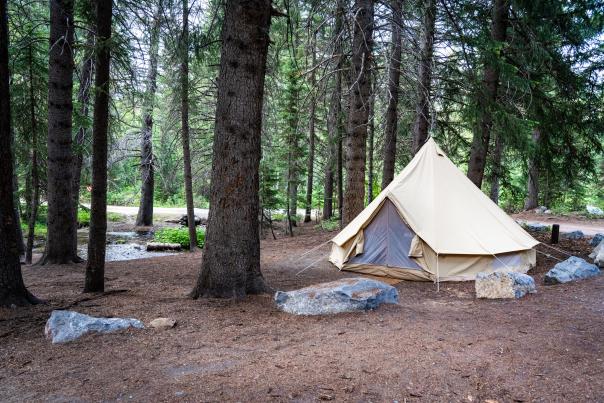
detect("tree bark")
[135,1,162,227]
[466,0,508,188]
[381,0,402,189]
[40,0,79,264]
[190,0,272,298]
[489,132,503,203]
[366,85,374,203]
[343,0,374,226]
[323,0,344,221]
[25,44,39,264]
[72,30,95,254]
[524,128,541,210]
[180,0,197,250]
[84,0,112,293]
[412,0,436,155]
[0,0,38,306]
[304,35,317,223]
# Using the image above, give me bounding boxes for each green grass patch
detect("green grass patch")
[317,217,340,232]
[20,222,47,238]
[154,227,205,249]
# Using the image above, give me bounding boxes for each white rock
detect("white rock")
[586,205,604,216]
[45,310,144,343]
[149,317,177,329]
[589,240,604,268]
[475,271,536,299]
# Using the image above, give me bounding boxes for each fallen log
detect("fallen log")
[146,242,182,251]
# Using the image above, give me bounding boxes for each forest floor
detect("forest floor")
[1,224,603,402]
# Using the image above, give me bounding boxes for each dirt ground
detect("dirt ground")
[1,223,603,402]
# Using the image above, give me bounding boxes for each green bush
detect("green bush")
[154,227,205,249]
[317,218,340,232]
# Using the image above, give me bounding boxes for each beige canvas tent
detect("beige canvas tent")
[329,138,539,282]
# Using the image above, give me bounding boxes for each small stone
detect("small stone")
[562,230,584,240]
[45,310,144,343]
[544,256,600,285]
[590,233,604,247]
[475,271,536,299]
[274,278,398,315]
[149,317,177,329]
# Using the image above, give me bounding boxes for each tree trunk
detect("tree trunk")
[72,30,95,254]
[304,36,317,224]
[489,132,503,203]
[343,0,374,226]
[40,0,79,264]
[466,0,508,188]
[366,85,374,203]
[381,0,402,189]
[323,0,344,221]
[180,0,197,250]
[412,0,436,155]
[524,128,541,210]
[84,0,112,293]
[25,44,39,264]
[0,0,38,306]
[190,0,272,298]
[135,1,162,227]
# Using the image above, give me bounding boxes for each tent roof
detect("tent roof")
[332,138,539,255]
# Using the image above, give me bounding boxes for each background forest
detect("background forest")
[7,0,604,239]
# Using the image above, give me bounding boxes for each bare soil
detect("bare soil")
[1,224,603,402]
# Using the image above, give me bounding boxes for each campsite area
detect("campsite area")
[1,223,602,402]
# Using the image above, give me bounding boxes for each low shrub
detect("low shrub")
[154,227,205,249]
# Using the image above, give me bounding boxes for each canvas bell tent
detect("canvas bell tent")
[329,138,539,282]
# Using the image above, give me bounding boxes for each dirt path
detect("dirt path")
[1,225,603,402]
[512,212,604,236]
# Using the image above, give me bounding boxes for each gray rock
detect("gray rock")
[525,222,549,232]
[534,206,548,214]
[45,310,144,343]
[589,240,604,268]
[178,214,205,226]
[590,233,604,247]
[544,209,552,215]
[586,205,604,216]
[562,230,584,240]
[274,277,398,315]
[544,256,600,285]
[475,271,536,299]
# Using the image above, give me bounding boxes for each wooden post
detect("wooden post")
[551,224,560,244]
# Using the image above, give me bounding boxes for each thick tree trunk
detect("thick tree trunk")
[366,87,374,203]
[412,0,436,155]
[72,31,95,253]
[135,2,162,227]
[381,0,402,189]
[304,38,317,223]
[524,128,541,210]
[323,0,344,221]
[0,0,38,306]
[84,0,112,293]
[180,0,197,250]
[25,44,39,264]
[190,0,272,298]
[489,133,503,203]
[466,0,508,188]
[40,0,79,264]
[343,0,374,226]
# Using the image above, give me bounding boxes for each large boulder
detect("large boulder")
[274,278,398,315]
[475,271,536,299]
[544,256,600,285]
[586,205,604,216]
[590,233,604,247]
[45,310,144,343]
[589,240,604,268]
[562,230,584,240]
[178,214,205,226]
